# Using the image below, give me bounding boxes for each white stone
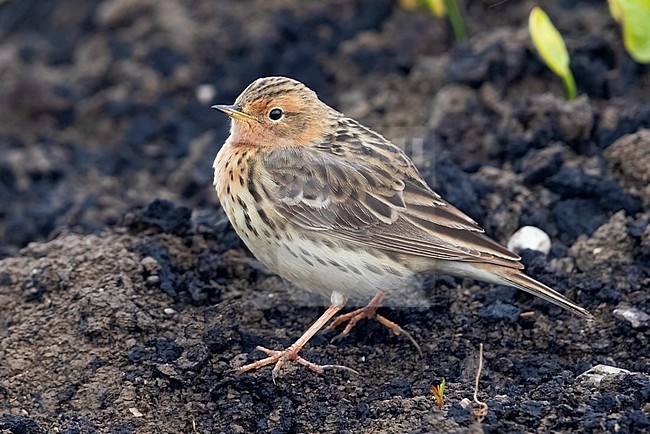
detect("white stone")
[196,84,216,104]
[577,364,631,387]
[129,407,143,418]
[613,305,650,329]
[507,226,552,255]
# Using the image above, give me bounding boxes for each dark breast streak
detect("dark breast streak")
[218,145,283,246]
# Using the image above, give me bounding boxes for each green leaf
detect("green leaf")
[608,0,623,23]
[443,0,466,41]
[411,0,446,17]
[426,0,446,17]
[614,0,650,63]
[529,7,577,100]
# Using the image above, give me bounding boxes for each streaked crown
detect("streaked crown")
[235,76,319,108]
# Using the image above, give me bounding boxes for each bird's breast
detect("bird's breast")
[214,141,290,273]
[213,143,416,300]
[213,141,266,242]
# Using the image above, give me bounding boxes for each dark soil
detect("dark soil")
[1,1,649,433]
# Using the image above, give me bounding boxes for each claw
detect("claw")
[375,314,422,357]
[230,303,356,382]
[326,293,422,356]
[234,345,357,383]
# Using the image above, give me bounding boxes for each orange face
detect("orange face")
[214,77,329,148]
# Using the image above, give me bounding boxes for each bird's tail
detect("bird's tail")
[499,270,594,321]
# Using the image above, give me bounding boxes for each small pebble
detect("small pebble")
[577,364,631,387]
[129,407,143,418]
[163,308,176,316]
[612,305,650,329]
[156,363,182,379]
[141,256,160,273]
[196,84,216,104]
[507,226,552,255]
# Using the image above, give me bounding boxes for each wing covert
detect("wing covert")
[255,125,521,267]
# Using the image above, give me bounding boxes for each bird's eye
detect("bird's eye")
[268,108,283,121]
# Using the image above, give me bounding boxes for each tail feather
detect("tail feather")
[501,271,594,321]
[432,260,594,320]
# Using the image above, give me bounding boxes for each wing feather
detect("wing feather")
[256,121,522,269]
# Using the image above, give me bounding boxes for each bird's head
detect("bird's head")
[213,76,331,147]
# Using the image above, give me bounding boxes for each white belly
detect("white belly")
[221,188,414,302]
[257,235,414,300]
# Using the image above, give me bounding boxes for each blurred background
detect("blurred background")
[1,0,647,258]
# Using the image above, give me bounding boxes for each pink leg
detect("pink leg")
[235,303,358,382]
[325,292,422,356]
[325,292,386,335]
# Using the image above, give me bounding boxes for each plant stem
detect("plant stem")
[562,71,577,100]
[472,343,488,423]
[443,0,467,41]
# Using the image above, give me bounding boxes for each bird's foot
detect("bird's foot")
[325,305,379,339]
[234,345,358,383]
[326,308,422,357]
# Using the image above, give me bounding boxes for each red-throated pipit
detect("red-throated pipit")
[212,76,593,381]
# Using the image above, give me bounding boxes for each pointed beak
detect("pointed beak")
[211,104,256,122]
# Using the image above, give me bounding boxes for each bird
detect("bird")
[212,76,593,381]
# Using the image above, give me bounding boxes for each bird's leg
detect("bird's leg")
[325,292,386,335]
[234,303,358,382]
[325,291,422,356]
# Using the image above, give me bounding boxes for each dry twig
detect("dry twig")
[472,343,489,423]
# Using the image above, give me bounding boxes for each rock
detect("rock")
[163,307,176,316]
[612,305,650,329]
[129,407,144,418]
[507,226,552,255]
[140,256,160,274]
[155,363,182,380]
[577,365,631,387]
[196,84,216,105]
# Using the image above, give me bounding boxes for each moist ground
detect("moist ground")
[1,1,649,433]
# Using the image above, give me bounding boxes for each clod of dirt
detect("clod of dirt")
[122,199,192,235]
[604,129,650,206]
[569,211,637,275]
[519,142,568,185]
[517,94,594,150]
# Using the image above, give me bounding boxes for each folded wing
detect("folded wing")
[256,125,523,270]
